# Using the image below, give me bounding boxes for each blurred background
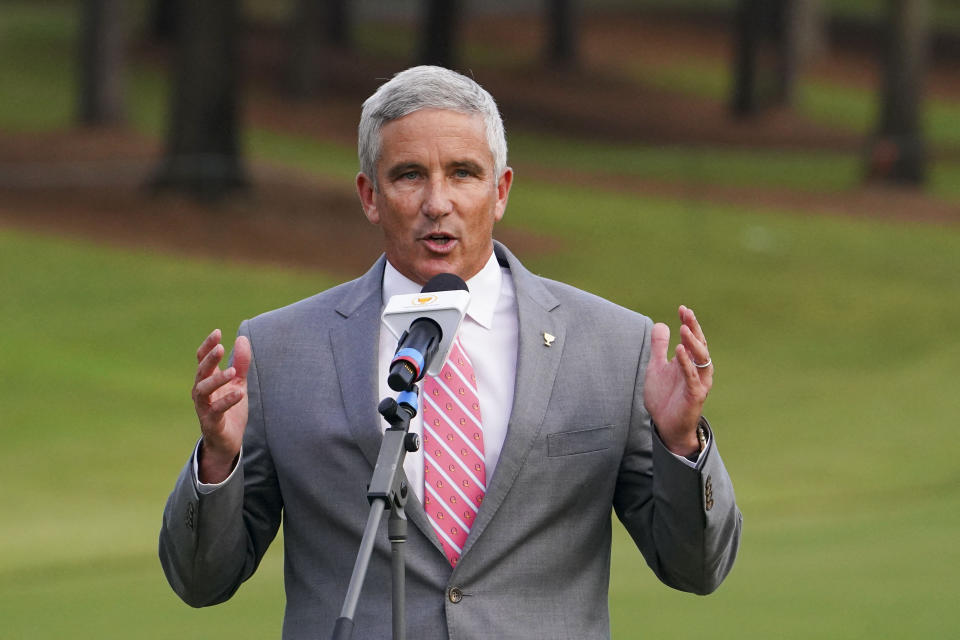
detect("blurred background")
[1,1,958,637]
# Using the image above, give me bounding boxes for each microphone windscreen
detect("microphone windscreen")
[421,273,468,293]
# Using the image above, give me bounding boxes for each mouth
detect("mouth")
[420,232,458,253]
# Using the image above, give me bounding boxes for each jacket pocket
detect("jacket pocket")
[547,425,614,457]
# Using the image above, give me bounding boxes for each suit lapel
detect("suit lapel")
[330,258,386,470]
[462,242,564,556]
[329,257,440,555]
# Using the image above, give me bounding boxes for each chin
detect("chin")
[418,259,461,280]
[420,266,458,283]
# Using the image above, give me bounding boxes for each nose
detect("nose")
[421,175,452,220]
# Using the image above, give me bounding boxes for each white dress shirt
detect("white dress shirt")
[378,251,517,502]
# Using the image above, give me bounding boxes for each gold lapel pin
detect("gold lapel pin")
[543,332,555,347]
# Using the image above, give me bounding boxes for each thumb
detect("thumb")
[231,336,252,380]
[650,322,670,366]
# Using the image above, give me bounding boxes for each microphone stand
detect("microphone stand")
[331,389,421,640]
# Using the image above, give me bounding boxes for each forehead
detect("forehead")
[378,109,492,166]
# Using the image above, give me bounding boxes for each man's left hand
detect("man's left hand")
[643,305,714,457]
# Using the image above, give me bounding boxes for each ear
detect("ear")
[493,167,514,223]
[356,172,379,225]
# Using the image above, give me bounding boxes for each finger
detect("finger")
[231,336,252,381]
[195,366,237,400]
[676,344,703,390]
[680,324,710,366]
[208,388,245,415]
[679,305,707,345]
[195,343,225,383]
[650,322,670,365]
[196,329,222,363]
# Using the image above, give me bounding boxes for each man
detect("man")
[160,66,742,639]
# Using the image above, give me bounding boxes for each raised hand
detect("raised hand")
[643,305,714,457]
[191,329,251,483]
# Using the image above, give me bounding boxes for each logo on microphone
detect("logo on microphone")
[413,294,438,306]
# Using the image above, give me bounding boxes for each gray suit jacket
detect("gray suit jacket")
[160,242,742,639]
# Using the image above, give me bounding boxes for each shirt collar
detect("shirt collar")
[382,252,502,330]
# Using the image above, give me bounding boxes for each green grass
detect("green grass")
[633,57,960,148]
[511,132,863,192]
[247,129,359,181]
[0,4,77,130]
[0,231,338,638]
[633,0,960,31]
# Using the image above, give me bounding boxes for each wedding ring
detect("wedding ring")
[694,357,712,369]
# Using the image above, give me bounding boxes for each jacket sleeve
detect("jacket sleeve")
[158,320,283,607]
[612,318,742,595]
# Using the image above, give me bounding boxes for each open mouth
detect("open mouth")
[422,233,457,251]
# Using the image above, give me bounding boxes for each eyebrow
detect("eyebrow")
[451,160,486,176]
[384,158,488,181]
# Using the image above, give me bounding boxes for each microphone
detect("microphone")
[381,273,470,392]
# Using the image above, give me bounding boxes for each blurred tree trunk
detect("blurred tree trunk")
[731,0,823,116]
[545,0,578,70]
[867,0,929,184]
[149,0,180,42]
[420,0,461,69]
[325,0,350,47]
[288,0,323,97]
[151,0,247,199]
[77,0,125,126]
[731,0,780,116]
[288,0,351,97]
[779,0,825,104]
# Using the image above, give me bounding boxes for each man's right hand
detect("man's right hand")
[192,329,251,484]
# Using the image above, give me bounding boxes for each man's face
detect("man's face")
[357,108,513,285]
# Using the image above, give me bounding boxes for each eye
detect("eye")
[454,168,471,178]
[402,171,420,180]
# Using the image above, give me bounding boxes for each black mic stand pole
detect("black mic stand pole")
[331,389,421,640]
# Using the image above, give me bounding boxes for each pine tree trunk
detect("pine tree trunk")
[545,0,577,70]
[151,0,247,199]
[420,0,460,69]
[77,0,125,125]
[867,0,928,184]
[287,0,323,97]
[732,0,820,115]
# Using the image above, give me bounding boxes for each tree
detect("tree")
[324,0,350,48]
[545,0,578,70]
[149,0,180,42]
[867,0,929,184]
[287,0,352,97]
[151,0,247,199]
[779,0,825,105]
[77,0,125,126]
[419,0,461,69]
[730,0,825,116]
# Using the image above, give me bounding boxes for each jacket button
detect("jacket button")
[447,587,463,604]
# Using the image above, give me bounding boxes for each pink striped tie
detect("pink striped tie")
[422,337,485,567]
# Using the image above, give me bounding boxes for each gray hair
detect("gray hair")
[358,66,507,187]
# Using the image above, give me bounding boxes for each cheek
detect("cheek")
[382,190,422,219]
[378,205,423,245]
[471,196,502,230]
[375,194,404,221]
